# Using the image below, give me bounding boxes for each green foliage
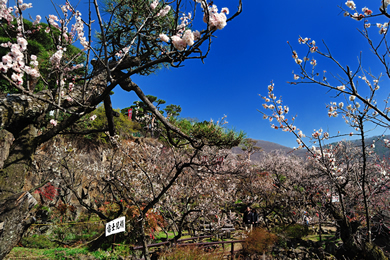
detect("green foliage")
[20,235,58,249]
[121,96,183,138]
[168,117,245,148]
[239,138,262,153]
[160,246,224,260]
[242,228,278,255]
[164,104,182,118]
[284,224,308,239]
[99,0,175,74]
[71,105,141,143]
[278,175,287,183]
[121,95,167,120]
[8,246,133,260]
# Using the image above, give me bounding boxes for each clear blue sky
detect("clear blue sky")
[26,0,389,148]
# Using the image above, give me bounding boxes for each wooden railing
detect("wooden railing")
[131,235,245,260]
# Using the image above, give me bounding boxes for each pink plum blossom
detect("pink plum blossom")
[50,119,57,126]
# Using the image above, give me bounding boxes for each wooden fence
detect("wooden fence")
[131,235,245,260]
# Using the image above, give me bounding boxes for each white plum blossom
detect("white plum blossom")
[362,7,372,16]
[193,30,201,41]
[159,33,170,43]
[17,37,27,50]
[48,14,59,29]
[50,49,63,67]
[150,0,158,10]
[203,4,228,30]
[337,85,346,91]
[15,3,32,13]
[298,37,309,44]
[33,15,41,25]
[24,66,39,78]
[182,30,195,46]
[72,12,89,49]
[11,72,23,85]
[384,0,390,8]
[171,35,186,51]
[90,115,97,121]
[221,7,229,15]
[345,0,356,9]
[157,5,171,17]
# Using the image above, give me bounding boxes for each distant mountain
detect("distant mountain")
[232,139,308,161]
[233,135,390,163]
[326,135,390,159]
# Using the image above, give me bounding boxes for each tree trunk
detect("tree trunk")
[0,124,38,259]
[0,192,37,259]
[139,217,151,260]
[328,203,387,260]
[0,130,13,169]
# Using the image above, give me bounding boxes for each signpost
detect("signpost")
[332,195,339,203]
[105,216,126,237]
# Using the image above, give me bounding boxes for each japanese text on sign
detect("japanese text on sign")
[105,216,126,237]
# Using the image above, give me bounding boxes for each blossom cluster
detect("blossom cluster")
[344,1,372,21]
[202,4,229,30]
[0,1,14,22]
[310,146,346,181]
[157,1,229,52]
[292,37,317,69]
[150,0,171,17]
[260,83,312,150]
[0,37,40,85]
[50,48,64,67]
[115,46,130,58]
[159,11,201,52]
[72,11,89,49]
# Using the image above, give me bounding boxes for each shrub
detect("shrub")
[20,235,57,249]
[242,228,278,255]
[159,246,224,260]
[284,224,308,239]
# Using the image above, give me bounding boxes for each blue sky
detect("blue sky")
[26,0,390,148]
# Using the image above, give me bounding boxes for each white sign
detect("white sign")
[332,195,339,203]
[105,216,126,237]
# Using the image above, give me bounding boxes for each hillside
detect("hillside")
[326,135,390,159]
[232,139,308,161]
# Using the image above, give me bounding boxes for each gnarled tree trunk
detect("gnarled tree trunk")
[328,203,387,260]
